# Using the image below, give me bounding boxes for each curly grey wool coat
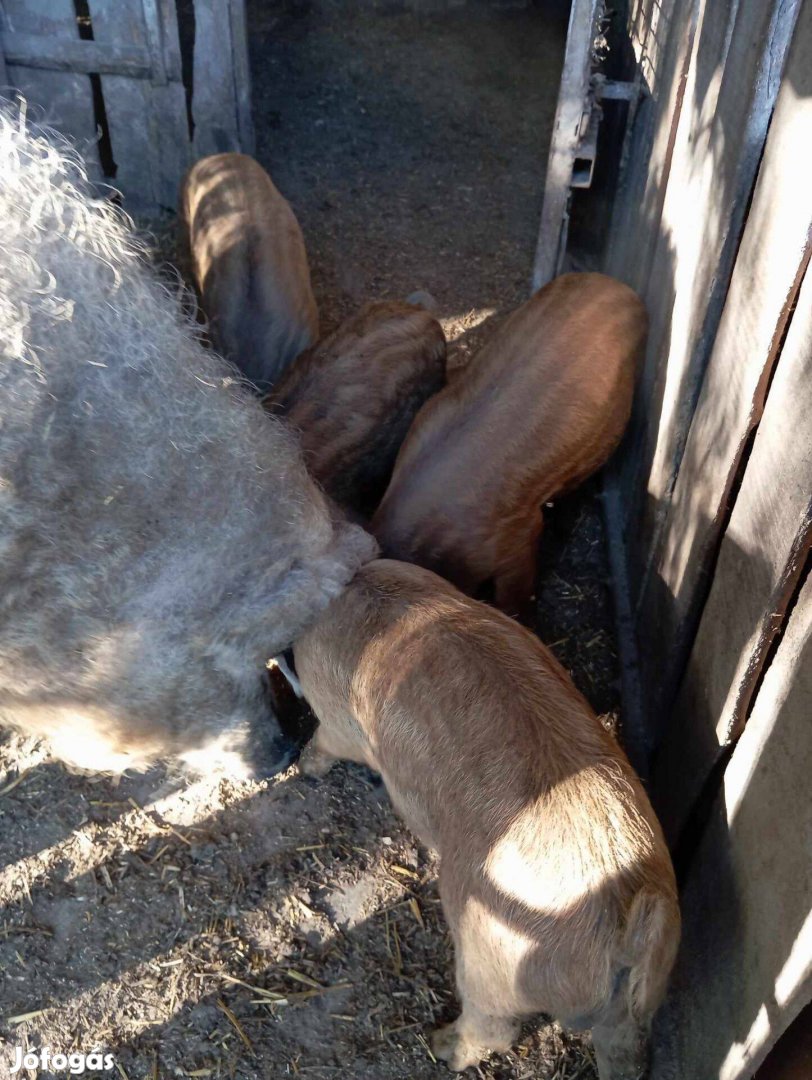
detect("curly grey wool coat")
[0,109,377,776]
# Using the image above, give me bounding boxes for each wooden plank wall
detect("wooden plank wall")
[607,0,809,758]
[191,0,255,160]
[652,571,812,1080]
[3,0,102,181]
[89,0,190,209]
[611,0,802,735]
[604,0,812,1073]
[653,9,812,839]
[0,0,253,210]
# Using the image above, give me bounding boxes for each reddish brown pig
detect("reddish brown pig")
[372,273,645,615]
[264,300,446,518]
[294,559,680,1079]
[180,152,318,391]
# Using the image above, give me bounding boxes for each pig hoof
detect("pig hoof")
[431,1022,482,1072]
[297,749,334,779]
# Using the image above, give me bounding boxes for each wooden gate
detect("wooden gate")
[0,0,253,209]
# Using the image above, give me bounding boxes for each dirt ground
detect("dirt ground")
[0,2,624,1077]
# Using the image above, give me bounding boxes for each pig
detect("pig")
[0,107,376,777]
[372,273,645,616]
[264,300,446,518]
[180,152,319,391]
[294,559,680,1079]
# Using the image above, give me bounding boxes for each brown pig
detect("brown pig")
[264,300,447,518]
[180,152,318,391]
[371,273,646,615]
[294,559,680,1079]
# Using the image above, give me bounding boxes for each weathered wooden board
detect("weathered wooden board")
[149,0,192,208]
[650,571,812,1080]
[89,0,189,209]
[139,0,169,83]
[624,0,801,616]
[653,261,812,843]
[607,0,701,529]
[90,0,158,206]
[3,0,101,180]
[156,0,183,84]
[228,0,254,156]
[192,0,253,159]
[531,0,600,289]
[2,0,248,209]
[606,0,699,297]
[0,26,8,85]
[602,7,812,1071]
[1,31,151,77]
[637,0,812,748]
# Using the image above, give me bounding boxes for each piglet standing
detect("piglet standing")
[181,152,319,391]
[264,300,447,518]
[372,273,645,616]
[294,559,680,1080]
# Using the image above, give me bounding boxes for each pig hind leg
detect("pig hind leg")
[589,887,678,1078]
[588,960,651,1080]
[432,1004,519,1072]
[590,1013,649,1080]
[431,894,521,1070]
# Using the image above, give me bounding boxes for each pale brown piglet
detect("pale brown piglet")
[372,273,645,615]
[294,559,679,1080]
[264,300,446,518]
[180,152,318,391]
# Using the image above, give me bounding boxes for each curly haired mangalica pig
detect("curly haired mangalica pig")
[180,152,319,392]
[295,559,680,1080]
[372,273,646,617]
[0,109,376,777]
[264,300,447,518]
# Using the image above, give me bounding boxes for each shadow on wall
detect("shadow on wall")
[614,0,806,734]
[651,609,812,1077]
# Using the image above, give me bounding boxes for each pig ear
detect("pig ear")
[211,569,333,663]
[216,520,377,660]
